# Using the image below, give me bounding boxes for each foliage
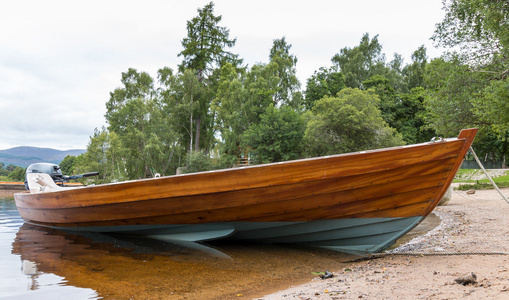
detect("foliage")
[304,67,345,110]
[178,1,239,79]
[242,104,306,164]
[0,163,7,176]
[472,131,509,168]
[76,2,458,178]
[363,75,434,144]
[268,37,301,107]
[7,166,25,182]
[331,33,387,89]
[212,63,248,157]
[74,128,126,184]
[181,151,215,174]
[0,163,26,182]
[457,182,509,190]
[424,56,483,136]
[59,155,77,175]
[402,45,428,90]
[472,77,509,135]
[432,0,509,62]
[304,88,404,157]
[426,0,509,138]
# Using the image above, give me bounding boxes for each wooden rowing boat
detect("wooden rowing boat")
[14,128,477,254]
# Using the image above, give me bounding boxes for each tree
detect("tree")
[74,127,126,183]
[59,155,77,175]
[178,1,239,79]
[331,33,387,88]
[242,104,306,164]
[178,2,239,152]
[268,37,301,107]
[304,88,404,157]
[8,166,25,182]
[160,68,208,154]
[424,56,484,136]
[402,45,428,90]
[105,68,154,134]
[304,67,345,110]
[212,63,248,157]
[472,77,509,135]
[427,0,509,137]
[432,0,509,66]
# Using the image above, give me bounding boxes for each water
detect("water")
[1,195,440,299]
[1,196,361,300]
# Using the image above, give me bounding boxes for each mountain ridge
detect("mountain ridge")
[0,146,86,168]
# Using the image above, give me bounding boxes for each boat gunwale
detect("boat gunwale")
[15,135,467,200]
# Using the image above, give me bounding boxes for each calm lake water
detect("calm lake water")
[1,195,439,300]
[0,196,360,300]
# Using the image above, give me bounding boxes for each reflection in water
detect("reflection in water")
[10,222,356,299]
[2,196,440,300]
[1,197,100,299]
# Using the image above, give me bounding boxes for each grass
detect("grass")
[455,169,509,190]
[456,181,509,190]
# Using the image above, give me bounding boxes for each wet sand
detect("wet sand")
[259,187,509,299]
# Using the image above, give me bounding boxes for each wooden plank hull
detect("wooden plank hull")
[14,129,477,253]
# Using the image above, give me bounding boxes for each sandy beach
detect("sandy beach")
[258,187,509,299]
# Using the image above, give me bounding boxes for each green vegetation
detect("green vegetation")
[456,182,509,191]
[454,169,509,190]
[68,1,508,184]
[0,163,25,182]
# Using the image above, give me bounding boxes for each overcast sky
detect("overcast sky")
[0,0,446,150]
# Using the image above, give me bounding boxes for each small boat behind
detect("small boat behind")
[14,128,477,254]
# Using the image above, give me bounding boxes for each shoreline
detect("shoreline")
[257,187,509,299]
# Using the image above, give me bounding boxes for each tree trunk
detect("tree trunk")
[194,116,201,152]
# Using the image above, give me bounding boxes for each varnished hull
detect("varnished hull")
[14,129,477,253]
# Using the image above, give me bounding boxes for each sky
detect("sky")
[0,0,447,150]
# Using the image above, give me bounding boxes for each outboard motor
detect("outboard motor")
[24,163,98,190]
[25,163,64,189]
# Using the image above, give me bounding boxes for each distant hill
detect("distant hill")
[0,146,86,168]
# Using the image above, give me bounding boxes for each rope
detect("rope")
[469,146,509,204]
[345,251,509,262]
[348,251,509,261]
[374,251,509,257]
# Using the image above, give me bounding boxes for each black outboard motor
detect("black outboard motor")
[24,163,99,190]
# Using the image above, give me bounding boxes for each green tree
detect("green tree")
[0,163,7,176]
[8,166,25,182]
[472,77,509,135]
[59,155,77,175]
[402,45,428,90]
[424,56,484,136]
[242,104,306,164]
[212,63,248,158]
[304,88,404,157]
[178,1,239,79]
[105,68,154,134]
[433,0,509,64]
[268,37,301,107]
[160,68,209,154]
[427,0,509,137]
[242,62,280,123]
[304,67,345,110]
[331,33,387,89]
[75,128,126,183]
[177,2,239,152]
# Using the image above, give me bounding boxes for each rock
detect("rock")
[454,272,477,285]
[438,186,453,206]
[466,189,476,195]
[319,271,334,279]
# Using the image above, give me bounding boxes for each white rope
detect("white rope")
[469,146,509,205]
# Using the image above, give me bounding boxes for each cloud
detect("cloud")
[0,0,445,150]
